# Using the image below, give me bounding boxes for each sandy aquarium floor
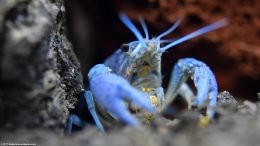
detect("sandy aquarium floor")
[1,91,260,146]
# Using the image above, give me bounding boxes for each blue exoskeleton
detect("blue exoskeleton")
[66,13,227,134]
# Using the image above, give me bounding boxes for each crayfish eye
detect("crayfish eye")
[120,43,130,52]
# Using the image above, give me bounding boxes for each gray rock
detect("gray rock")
[0,0,83,132]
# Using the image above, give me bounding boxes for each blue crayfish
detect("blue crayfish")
[66,13,227,134]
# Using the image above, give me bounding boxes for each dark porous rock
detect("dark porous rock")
[0,0,83,132]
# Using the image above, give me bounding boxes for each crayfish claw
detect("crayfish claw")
[89,64,154,127]
[166,58,218,119]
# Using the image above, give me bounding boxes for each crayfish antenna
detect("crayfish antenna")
[119,13,146,48]
[156,17,184,40]
[139,18,149,40]
[160,19,228,52]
